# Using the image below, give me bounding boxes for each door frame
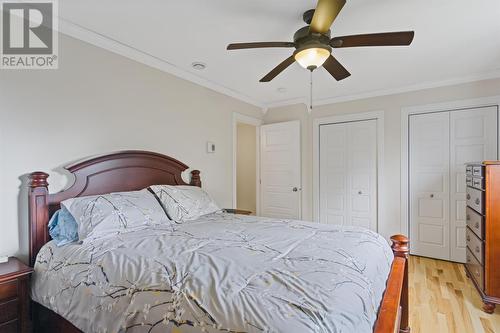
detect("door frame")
[313,111,385,231]
[232,113,262,214]
[400,95,500,238]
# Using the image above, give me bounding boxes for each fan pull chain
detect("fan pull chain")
[309,69,313,113]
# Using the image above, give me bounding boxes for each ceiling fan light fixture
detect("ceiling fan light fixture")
[294,47,330,70]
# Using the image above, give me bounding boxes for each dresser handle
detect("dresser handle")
[475,246,480,253]
[467,235,471,242]
[475,222,480,229]
[475,198,480,205]
[467,194,471,200]
[467,214,470,221]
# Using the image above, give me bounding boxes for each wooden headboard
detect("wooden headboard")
[27,150,201,266]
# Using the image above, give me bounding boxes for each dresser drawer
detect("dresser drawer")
[466,248,484,291]
[0,299,18,325]
[466,176,473,187]
[466,207,484,239]
[466,186,484,215]
[0,281,17,303]
[472,165,484,178]
[0,319,18,333]
[466,165,473,176]
[472,177,485,191]
[466,227,483,264]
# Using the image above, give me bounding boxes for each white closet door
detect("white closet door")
[449,107,497,262]
[410,112,450,260]
[319,120,377,231]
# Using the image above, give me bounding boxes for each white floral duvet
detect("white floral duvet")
[31,213,393,333]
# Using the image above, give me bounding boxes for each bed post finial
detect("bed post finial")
[391,234,409,258]
[29,171,49,188]
[190,170,201,187]
[28,172,50,267]
[390,234,410,333]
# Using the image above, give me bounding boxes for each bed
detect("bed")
[28,150,409,333]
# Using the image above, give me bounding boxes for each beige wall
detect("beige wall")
[236,123,257,213]
[264,78,500,240]
[0,35,262,260]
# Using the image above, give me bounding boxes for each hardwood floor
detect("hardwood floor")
[410,255,500,333]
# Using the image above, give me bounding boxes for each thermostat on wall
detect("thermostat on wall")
[207,142,216,153]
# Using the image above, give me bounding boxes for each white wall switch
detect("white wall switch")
[207,142,216,153]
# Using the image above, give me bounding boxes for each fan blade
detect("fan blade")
[323,55,350,81]
[331,31,415,48]
[309,0,346,34]
[227,42,295,50]
[260,56,296,82]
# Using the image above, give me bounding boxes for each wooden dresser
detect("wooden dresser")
[0,257,33,332]
[465,162,500,313]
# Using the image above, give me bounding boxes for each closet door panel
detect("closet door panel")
[450,107,498,262]
[410,112,450,260]
[320,123,348,225]
[347,120,377,231]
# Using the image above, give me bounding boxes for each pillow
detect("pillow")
[62,189,169,241]
[148,185,220,222]
[48,206,79,246]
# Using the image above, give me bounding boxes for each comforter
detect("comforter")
[31,213,393,333]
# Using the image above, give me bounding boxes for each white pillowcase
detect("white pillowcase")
[148,185,220,222]
[62,189,169,241]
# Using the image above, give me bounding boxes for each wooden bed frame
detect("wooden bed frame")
[27,150,409,333]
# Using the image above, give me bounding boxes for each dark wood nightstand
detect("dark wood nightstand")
[0,258,33,333]
[223,209,253,215]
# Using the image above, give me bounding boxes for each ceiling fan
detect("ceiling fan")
[227,0,415,82]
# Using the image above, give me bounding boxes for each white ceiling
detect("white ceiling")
[59,0,500,109]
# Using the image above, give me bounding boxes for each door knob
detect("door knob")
[358,191,363,195]
[430,194,434,198]
[292,187,298,192]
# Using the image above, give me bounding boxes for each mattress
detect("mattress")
[31,213,393,333]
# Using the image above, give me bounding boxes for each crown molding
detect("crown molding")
[56,18,265,109]
[52,16,500,115]
[263,69,500,111]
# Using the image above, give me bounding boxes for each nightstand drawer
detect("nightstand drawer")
[0,280,17,303]
[0,299,18,324]
[0,319,18,333]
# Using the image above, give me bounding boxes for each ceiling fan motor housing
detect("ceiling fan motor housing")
[293,26,332,56]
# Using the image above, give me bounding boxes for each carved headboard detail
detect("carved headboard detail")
[28,150,201,266]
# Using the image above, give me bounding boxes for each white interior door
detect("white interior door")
[449,107,497,262]
[319,120,377,231]
[410,112,451,260]
[260,121,301,219]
